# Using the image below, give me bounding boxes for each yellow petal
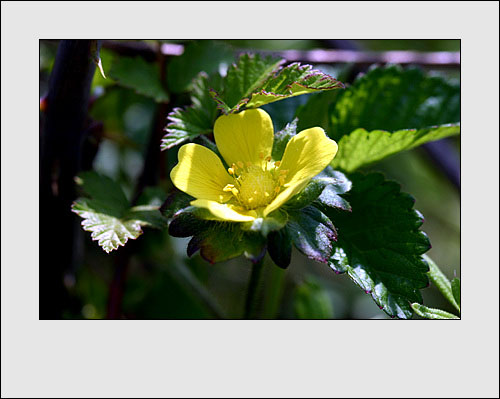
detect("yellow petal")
[170,143,233,202]
[191,199,257,222]
[214,108,274,167]
[263,127,337,216]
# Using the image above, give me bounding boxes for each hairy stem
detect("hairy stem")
[244,257,265,319]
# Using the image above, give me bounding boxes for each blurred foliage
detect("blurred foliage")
[40,39,460,319]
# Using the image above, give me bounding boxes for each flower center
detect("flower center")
[223,157,288,210]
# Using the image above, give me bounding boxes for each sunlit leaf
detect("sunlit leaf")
[411,303,459,319]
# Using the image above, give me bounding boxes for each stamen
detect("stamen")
[223,184,235,192]
[228,168,234,175]
[265,156,271,162]
[264,192,270,197]
[274,161,281,167]
[231,188,239,196]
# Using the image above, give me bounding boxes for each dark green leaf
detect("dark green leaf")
[295,90,341,133]
[294,277,334,319]
[161,72,221,150]
[167,41,233,94]
[267,227,292,269]
[271,118,298,160]
[332,124,460,173]
[328,65,460,140]
[287,206,337,264]
[108,55,169,103]
[411,303,459,319]
[326,173,431,319]
[285,167,352,211]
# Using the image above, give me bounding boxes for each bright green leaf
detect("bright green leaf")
[210,54,344,114]
[332,124,460,173]
[326,173,431,319]
[109,55,169,103]
[411,303,459,319]
[328,65,459,140]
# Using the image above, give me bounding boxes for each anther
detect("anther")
[274,161,281,167]
[228,168,234,175]
[265,156,271,162]
[264,192,270,197]
[223,184,235,192]
[231,188,239,196]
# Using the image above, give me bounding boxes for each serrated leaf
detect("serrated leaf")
[245,62,345,109]
[211,55,344,114]
[411,303,459,319]
[294,277,334,319]
[328,65,460,140]
[451,278,460,311]
[332,124,460,173]
[326,173,431,319]
[167,41,233,94]
[287,206,337,264]
[72,172,168,253]
[108,55,169,103]
[161,72,221,150]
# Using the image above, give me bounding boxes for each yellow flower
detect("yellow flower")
[170,109,338,222]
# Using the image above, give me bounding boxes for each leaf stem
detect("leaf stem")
[424,254,460,313]
[244,257,265,319]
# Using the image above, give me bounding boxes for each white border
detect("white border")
[2,1,499,398]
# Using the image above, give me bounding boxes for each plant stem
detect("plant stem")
[244,257,265,319]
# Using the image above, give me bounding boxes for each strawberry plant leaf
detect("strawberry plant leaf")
[210,54,344,114]
[328,65,460,140]
[161,72,221,150]
[108,55,169,103]
[326,173,431,319]
[72,172,168,253]
[332,124,460,173]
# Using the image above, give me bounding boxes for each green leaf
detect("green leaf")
[328,65,460,140]
[72,172,168,253]
[411,303,459,319]
[425,254,460,312]
[326,173,431,319]
[294,277,334,319]
[210,54,344,114]
[161,72,221,150]
[211,53,284,113]
[108,55,169,103]
[244,62,344,109]
[332,124,460,173]
[451,278,461,311]
[295,90,341,133]
[287,206,337,264]
[267,227,292,269]
[167,41,233,94]
[285,167,352,211]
